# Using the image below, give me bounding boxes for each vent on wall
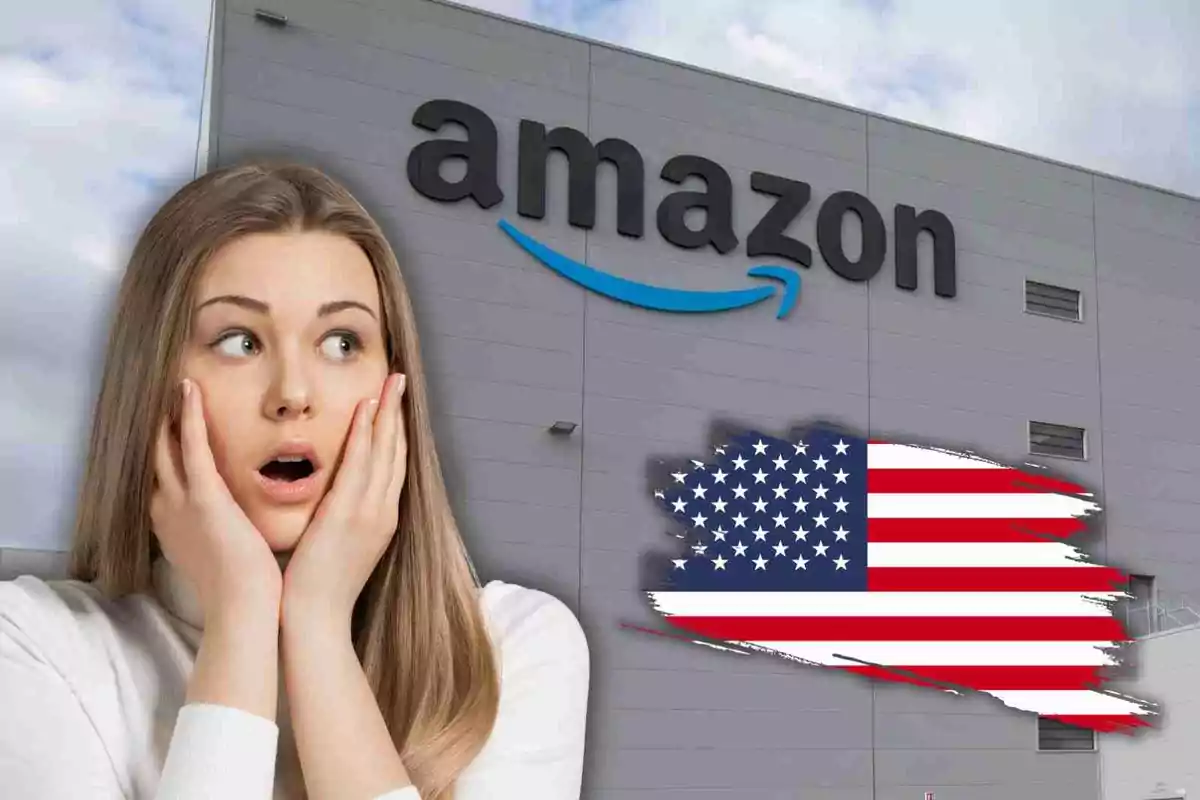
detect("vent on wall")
[1028,421,1087,460]
[1036,716,1095,752]
[1024,279,1082,321]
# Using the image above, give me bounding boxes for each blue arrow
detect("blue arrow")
[497,219,800,319]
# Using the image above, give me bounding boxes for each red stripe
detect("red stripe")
[662,616,1128,641]
[839,665,1109,691]
[866,566,1128,592]
[867,468,1087,495]
[867,518,1086,543]
[1040,714,1152,733]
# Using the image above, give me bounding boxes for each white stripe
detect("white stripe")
[647,591,1119,617]
[985,689,1154,717]
[867,541,1094,568]
[867,443,1004,470]
[733,641,1117,666]
[868,493,1100,518]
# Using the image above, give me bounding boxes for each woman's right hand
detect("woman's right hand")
[151,377,283,624]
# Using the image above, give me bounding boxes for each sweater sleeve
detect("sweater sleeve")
[0,584,126,798]
[453,588,591,800]
[155,703,279,799]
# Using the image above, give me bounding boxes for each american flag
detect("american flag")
[647,424,1157,732]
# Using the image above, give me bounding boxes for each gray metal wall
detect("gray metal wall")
[89,0,1197,796]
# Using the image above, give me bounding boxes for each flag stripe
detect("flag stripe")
[646,591,1119,617]
[867,518,1087,542]
[867,493,1100,518]
[866,566,1127,592]
[866,542,1093,568]
[987,690,1148,717]
[866,444,1004,470]
[733,641,1116,666]
[661,615,1128,641]
[1041,714,1151,733]
[868,469,1087,495]
[840,665,1108,691]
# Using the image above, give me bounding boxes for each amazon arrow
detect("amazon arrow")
[498,220,801,319]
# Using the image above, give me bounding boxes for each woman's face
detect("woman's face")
[178,229,391,551]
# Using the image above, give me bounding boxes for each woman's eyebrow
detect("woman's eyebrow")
[195,295,378,320]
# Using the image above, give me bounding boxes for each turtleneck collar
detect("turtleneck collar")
[150,553,293,634]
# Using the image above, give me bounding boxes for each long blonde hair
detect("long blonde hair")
[69,161,500,799]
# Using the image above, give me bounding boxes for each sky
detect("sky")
[0,0,1197,551]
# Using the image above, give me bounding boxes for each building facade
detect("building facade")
[206,2,1200,798]
[5,0,1197,797]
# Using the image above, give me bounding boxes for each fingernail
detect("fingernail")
[394,374,406,397]
[181,378,191,397]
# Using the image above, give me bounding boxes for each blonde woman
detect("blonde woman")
[0,162,590,799]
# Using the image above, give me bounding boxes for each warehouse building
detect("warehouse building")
[6,0,1199,797]
[199,1,1200,798]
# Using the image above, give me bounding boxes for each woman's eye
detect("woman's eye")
[321,332,362,361]
[214,331,258,358]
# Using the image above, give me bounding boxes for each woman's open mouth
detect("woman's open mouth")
[255,446,322,504]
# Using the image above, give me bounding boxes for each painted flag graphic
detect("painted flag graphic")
[646,424,1158,732]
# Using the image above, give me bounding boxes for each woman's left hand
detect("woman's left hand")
[283,372,408,630]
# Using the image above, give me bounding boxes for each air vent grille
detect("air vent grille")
[1028,421,1086,460]
[1025,280,1081,321]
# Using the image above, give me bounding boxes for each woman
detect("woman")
[0,162,590,799]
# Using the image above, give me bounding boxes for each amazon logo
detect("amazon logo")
[406,99,957,319]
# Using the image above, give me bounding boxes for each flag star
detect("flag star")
[672,498,687,513]
[653,490,665,499]
[692,484,708,499]
[752,439,769,455]
[834,555,849,570]
[732,484,749,499]
[712,498,728,513]
[772,455,788,470]
[813,484,830,500]
[833,526,850,542]
[792,497,809,513]
[833,469,849,484]
[813,542,830,557]
[692,543,707,555]
[772,484,788,499]
[793,526,810,541]
[752,469,768,484]
[672,472,688,484]
[793,554,809,570]
[713,527,728,541]
[772,542,788,557]
[834,439,850,456]
[773,513,789,528]
[752,526,769,541]
[732,455,748,470]
[813,512,829,528]
[712,555,728,570]
[793,440,808,455]
[752,497,768,513]
[732,513,748,528]
[691,513,708,528]
[712,468,728,484]
[792,468,809,484]
[672,559,688,569]
[732,542,749,556]
[813,455,829,470]
[833,498,849,513]
[714,445,726,456]
[691,459,706,470]
[753,555,769,570]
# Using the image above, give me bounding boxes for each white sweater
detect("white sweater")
[0,561,590,799]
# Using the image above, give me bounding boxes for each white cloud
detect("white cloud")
[0,0,209,550]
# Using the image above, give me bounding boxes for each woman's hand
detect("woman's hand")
[151,378,283,622]
[282,372,408,630]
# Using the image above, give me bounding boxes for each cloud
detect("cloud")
[0,0,210,550]
[456,0,1200,197]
